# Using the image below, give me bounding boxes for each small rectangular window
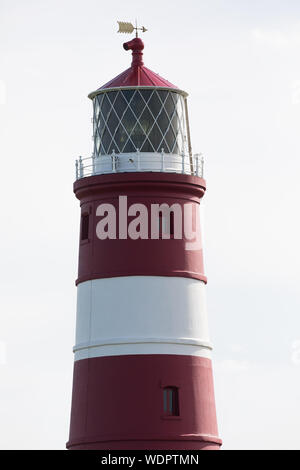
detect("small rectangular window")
[81,214,89,241]
[158,213,163,238]
[170,212,174,236]
[163,387,179,416]
[159,213,174,239]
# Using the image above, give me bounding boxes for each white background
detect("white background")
[0,0,300,449]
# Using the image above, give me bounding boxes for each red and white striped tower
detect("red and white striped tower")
[67,32,221,450]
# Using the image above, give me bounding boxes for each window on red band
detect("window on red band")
[81,214,89,241]
[163,387,179,416]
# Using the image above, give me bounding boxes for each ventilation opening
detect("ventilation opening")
[81,214,89,241]
[163,387,179,416]
[170,212,174,236]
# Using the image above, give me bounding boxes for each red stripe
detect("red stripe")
[74,172,206,198]
[74,173,206,285]
[67,355,221,450]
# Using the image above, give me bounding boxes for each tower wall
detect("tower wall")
[67,172,221,450]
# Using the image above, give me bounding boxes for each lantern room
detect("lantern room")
[91,87,187,157]
[76,36,203,178]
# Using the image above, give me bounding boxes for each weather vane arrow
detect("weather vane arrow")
[117,20,148,38]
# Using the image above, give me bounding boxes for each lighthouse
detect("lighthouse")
[67,25,221,450]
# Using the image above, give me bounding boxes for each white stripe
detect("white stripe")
[74,337,212,352]
[74,343,212,361]
[74,276,212,361]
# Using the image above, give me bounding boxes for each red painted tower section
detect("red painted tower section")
[67,36,221,450]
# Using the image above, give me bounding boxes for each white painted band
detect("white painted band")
[74,344,212,361]
[74,337,212,352]
[74,276,212,361]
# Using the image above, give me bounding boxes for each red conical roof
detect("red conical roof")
[89,37,183,99]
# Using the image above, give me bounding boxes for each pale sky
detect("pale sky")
[0,0,300,450]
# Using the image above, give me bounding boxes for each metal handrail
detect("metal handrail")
[75,150,204,180]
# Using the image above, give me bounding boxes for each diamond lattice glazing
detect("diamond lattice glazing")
[93,89,188,156]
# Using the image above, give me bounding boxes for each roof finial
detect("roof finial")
[117,20,148,38]
[123,36,144,67]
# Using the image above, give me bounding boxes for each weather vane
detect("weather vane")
[117,20,148,38]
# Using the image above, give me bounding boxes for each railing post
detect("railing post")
[201,155,204,178]
[161,148,164,172]
[193,153,203,177]
[182,152,185,174]
[92,153,96,176]
[112,149,116,173]
[79,156,83,178]
[136,148,140,171]
[75,159,79,180]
